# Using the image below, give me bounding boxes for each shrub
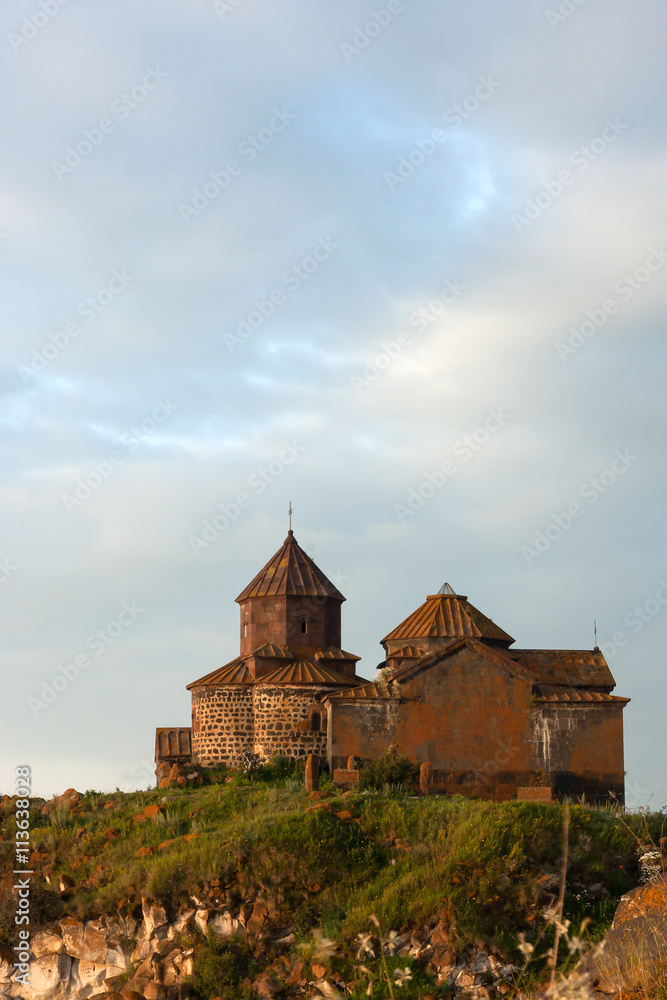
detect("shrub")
[359,748,419,791]
[184,935,258,1000]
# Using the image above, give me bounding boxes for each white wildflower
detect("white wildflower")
[356,932,375,959]
[382,930,400,954]
[393,967,413,987]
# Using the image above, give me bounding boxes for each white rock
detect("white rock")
[141,900,168,938]
[31,932,64,960]
[194,909,209,935]
[170,908,195,935]
[76,960,124,989]
[27,953,72,997]
[208,912,239,938]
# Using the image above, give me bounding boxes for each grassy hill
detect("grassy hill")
[1,763,665,997]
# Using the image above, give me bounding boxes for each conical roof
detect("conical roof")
[382,591,515,647]
[236,530,345,602]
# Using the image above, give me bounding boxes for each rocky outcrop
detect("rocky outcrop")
[0,900,216,1000]
[582,872,667,994]
[0,895,519,1000]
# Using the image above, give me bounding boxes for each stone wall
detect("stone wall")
[531,702,625,802]
[190,683,335,767]
[252,684,330,761]
[190,685,253,766]
[327,698,400,771]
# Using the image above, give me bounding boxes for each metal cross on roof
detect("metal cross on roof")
[288,500,293,530]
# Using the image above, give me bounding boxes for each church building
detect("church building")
[155,530,628,803]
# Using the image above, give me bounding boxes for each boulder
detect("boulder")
[141,899,168,939]
[143,984,166,1000]
[27,953,72,998]
[76,959,125,989]
[253,970,283,998]
[208,911,240,937]
[31,929,65,959]
[582,873,667,994]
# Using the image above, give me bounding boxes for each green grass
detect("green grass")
[0,781,663,970]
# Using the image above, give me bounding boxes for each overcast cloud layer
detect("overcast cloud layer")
[1,0,665,805]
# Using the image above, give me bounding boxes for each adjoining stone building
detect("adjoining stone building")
[156,532,629,803]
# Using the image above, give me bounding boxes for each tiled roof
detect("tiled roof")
[382,593,515,646]
[507,649,616,689]
[188,654,363,689]
[186,656,252,688]
[391,638,538,685]
[534,683,630,704]
[236,531,345,601]
[326,681,396,701]
[251,643,294,659]
[314,647,361,662]
[257,661,359,686]
[386,644,425,659]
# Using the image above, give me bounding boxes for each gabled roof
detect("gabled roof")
[236,530,345,602]
[328,638,537,702]
[506,649,616,689]
[534,683,629,705]
[391,637,537,685]
[382,592,515,646]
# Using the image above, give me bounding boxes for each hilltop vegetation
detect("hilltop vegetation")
[1,762,665,997]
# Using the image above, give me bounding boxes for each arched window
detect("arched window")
[243,621,248,637]
[301,619,308,634]
[307,704,327,733]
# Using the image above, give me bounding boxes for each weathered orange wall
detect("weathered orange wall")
[328,645,626,802]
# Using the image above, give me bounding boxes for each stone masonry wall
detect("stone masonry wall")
[190,684,335,767]
[190,686,253,766]
[252,685,331,762]
[531,702,625,802]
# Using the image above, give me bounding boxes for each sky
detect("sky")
[1,0,665,807]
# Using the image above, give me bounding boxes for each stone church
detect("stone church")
[155,529,628,802]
